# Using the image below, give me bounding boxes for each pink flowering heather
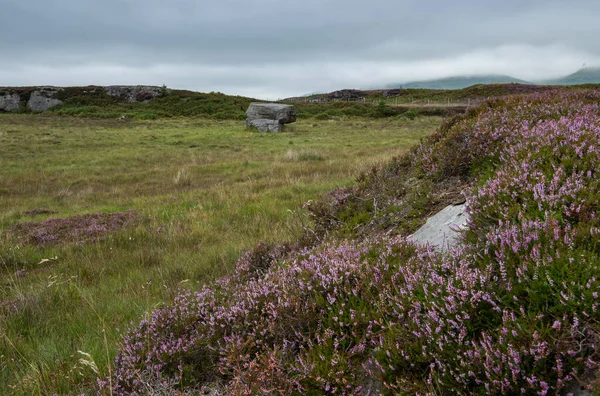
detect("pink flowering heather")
[15,211,135,245]
[101,91,600,394]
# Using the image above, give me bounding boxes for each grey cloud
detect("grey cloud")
[1,0,600,98]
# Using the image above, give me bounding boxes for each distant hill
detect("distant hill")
[388,75,533,90]
[543,67,600,85]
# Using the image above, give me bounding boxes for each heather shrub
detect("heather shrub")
[412,90,600,180]
[102,90,600,394]
[100,238,426,394]
[14,211,135,246]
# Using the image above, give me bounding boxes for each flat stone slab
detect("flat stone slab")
[408,204,468,252]
[246,102,296,124]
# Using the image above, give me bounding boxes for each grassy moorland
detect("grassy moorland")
[101,90,600,394]
[10,82,594,123]
[0,114,438,394]
[5,82,600,122]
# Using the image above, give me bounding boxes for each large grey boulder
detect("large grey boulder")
[408,203,468,252]
[27,88,63,112]
[246,119,282,133]
[0,93,20,112]
[246,102,296,125]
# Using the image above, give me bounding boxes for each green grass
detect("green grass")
[50,90,254,120]
[0,114,440,394]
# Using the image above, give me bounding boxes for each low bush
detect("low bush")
[402,109,418,120]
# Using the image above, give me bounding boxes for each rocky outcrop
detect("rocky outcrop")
[103,85,167,103]
[285,88,403,102]
[0,85,172,113]
[246,102,296,132]
[326,89,367,101]
[382,88,402,97]
[27,88,63,112]
[0,92,20,112]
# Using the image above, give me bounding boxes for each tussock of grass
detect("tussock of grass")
[282,148,325,162]
[172,168,192,187]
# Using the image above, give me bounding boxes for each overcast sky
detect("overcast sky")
[1,0,600,99]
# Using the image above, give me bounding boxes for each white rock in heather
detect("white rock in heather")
[560,381,592,396]
[408,203,468,252]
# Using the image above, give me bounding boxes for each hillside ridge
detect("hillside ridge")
[544,66,600,85]
[387,74,533,90]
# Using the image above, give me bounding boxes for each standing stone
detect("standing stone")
[246,102,296,124]
[0,93,20,112]
[246,102,296,132]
